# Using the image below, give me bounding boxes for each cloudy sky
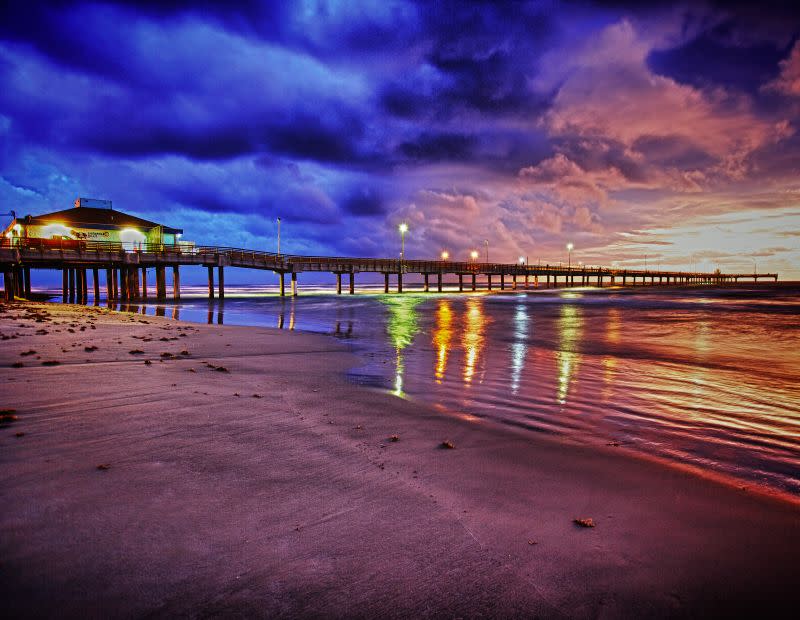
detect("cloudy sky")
[1,0,799,278]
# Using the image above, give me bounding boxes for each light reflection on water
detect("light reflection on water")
[97,286,800,496]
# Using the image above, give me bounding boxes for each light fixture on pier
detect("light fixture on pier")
[518,256,525,264]
[441,250,449,260]
[567,243,574,270]
[398,223,408,260]
[470,250,479,261]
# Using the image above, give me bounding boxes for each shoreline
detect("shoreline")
[2,301,799,617]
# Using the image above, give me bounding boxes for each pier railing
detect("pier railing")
[0,237,778,282]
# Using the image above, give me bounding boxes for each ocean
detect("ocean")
[59,283,800,498]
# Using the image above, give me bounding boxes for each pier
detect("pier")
[0,239,778,302]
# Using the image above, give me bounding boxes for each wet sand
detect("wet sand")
[1,301,798,618]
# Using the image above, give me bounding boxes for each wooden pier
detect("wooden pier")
[0,239,779,302]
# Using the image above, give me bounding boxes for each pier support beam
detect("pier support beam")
[156,266,167,300]
[397,273,403,293]
[92,268,99,303]
[423,273,429,292]
[471,274,477,291]
[23,267,31,299]
[106,268,113,301]
[349,272,354,295]
[500,274,505,290]
[546,273,550,288]
[219,266,225,299]
[290,271,296,297]
[384,273,389,293]
[2,271,10,301]
[512,274,517,290]
[141,268,147,299]
[336,273,342,295]
[525,274,529,289]
[279,272,285,297]
[458,274,463,291]
[173,266,180,300]
[207,266,214,299]
[487,275,492,291]
[62,268,68,302]
[68,268,75,301]
[437,273,443,292]
[131,268,139,300]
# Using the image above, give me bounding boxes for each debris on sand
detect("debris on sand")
[440,441,455,449]
[213,366,229,373]
[144,360,152,365]
[20,350,37,356]
[96,464,111,471]
[527,540,538,545]
[41,360,61,366]
[252,393,262,398]
[573,518,595,528]
[389,435,400,442]
[84,346,98,352]
[15,432,25,438]
[129,349,145,355]
[11,362,24,368]
[1,409,18,424]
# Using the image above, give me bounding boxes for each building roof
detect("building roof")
[23,206,182,234]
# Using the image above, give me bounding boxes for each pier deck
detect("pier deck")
[0,239,779,302]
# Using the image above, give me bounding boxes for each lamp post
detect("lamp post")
[470,250,479,263]
[398,223,408,261]
[441,250,449,261]
[484,239,489,263]
[566,243,573,270]
[276,217,281,256]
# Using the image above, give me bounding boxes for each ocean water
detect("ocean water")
[62,284,800,497]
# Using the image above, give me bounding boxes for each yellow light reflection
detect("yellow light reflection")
[381,296,423,397]
[432,299,453,383]
[462,297,487,385]
[556,304,583,404]
[510,303,529,394]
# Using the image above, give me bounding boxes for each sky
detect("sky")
[1,0,799,279]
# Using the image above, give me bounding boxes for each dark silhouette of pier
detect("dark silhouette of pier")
[0,239,779,302]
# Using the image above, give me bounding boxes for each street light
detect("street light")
[470,250,479,262]
[518,256,525,265]
[440,250,449,261]
[484,239,489,263]
[276,217,281,256]
[566,243,574,270]
[398,223,408,260]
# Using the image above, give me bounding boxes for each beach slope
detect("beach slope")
[1,302,798,618]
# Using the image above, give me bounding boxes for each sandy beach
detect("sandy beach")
[1,301,798,618]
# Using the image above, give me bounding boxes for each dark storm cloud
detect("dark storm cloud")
[0,0,798,275]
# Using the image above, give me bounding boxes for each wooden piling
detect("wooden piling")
[471,274,476,291]
[207,266,214,299]
[173,265,180,300]
[458,274,463,291]
[336,273,342,294]
[349,272,354,294]
[384,273,389,294]
[140,267,147,299]
[437,273,442,292]
[219,266,225,299]
[290,271,296,297]
[423,273,429,292]
[279,272,285,296]
[23,267,31,298]
[487,275,492,290]
[397,272,403,293]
